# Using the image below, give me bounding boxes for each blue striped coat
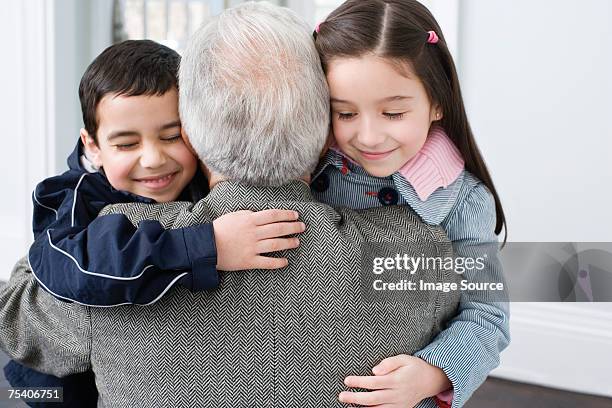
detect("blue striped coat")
[311,150,510,408]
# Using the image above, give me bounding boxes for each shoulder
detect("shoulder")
[100,201,195,229]
[449,171,495,220]
[336,205,449,244]
[454,171,489,202]
[35,167,118,206]
[442,171,497,243]
[35,169,87,197]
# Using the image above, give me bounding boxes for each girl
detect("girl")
[312,1,510,407]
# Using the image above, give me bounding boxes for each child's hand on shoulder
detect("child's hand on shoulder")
[339,354,451,408]
[213,209,305,271]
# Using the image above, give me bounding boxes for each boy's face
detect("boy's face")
[81,88,197,202]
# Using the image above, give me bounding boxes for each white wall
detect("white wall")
[0,1,56,279]
[0,2,29,278]
[54,0,111,173]
[0,0,108,279]
[459,0,612,242]
[459,0,612,397]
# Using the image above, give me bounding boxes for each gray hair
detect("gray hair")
[179,1,330,186]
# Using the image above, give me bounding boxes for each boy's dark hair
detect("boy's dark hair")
[314,0,506,241]
[79,40,180,143]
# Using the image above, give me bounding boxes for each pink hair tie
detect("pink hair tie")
[427,30,439,44]
[315,22,321,34]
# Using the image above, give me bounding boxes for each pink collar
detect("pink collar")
[331,126,464,201]
[398,126,464,201]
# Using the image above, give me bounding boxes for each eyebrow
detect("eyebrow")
[330,96,414,104]
[106,120,182,141]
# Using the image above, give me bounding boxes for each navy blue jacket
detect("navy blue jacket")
[5,141,217,407]
[27,141,218,306]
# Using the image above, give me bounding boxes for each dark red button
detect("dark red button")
[377,187,399,205]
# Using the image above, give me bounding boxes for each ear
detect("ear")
[80,128,103,169]
[431,105,443,122]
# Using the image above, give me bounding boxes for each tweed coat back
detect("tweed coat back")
[1,180,460,407]
[91,180,461,407]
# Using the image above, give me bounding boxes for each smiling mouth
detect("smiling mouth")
[135,171,179,189]
[357,148,398,160]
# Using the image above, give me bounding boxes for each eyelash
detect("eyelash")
[384,112,405,120]
[113,134,182,150]
[162,134,182,142]
[115,143,137,151]
[337,113,356,121]
[336,112,406,121]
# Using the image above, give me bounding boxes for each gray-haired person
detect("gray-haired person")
[0,2,460,406]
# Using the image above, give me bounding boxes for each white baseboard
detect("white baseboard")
[491,303,612,398]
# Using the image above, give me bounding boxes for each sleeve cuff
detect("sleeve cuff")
[414,340,467,408]
[181,224,219,291]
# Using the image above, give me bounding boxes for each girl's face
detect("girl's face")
[326,55,441,177]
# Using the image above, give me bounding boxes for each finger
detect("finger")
[215,210,253,223]
[252,209,299,225]
[255,222,306,240]
[344,375,390,390]
[338,390,391,406]
[372,355,410,376]
[256,238,300,254]
[251,256,289,270]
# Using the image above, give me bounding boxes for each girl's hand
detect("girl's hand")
[339,354,451,408]
[213,209,305,271]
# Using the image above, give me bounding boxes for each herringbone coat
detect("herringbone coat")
[0,181,460,407]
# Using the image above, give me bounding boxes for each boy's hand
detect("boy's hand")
[213,209,305,271]
[338,354,451,407]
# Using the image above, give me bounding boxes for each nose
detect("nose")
[356,116,385,148]
[139,143,167,169]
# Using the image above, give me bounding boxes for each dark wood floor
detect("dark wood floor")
[467,377,612,408]
[0,348,610,407]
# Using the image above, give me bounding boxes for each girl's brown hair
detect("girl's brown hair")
[315,0,506,240]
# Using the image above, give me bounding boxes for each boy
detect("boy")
[6,39,304,407]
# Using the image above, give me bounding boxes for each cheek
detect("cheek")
[102,155,136,189]
[331,120,353,145]
[171,145,198,178]
[392,121,429,150]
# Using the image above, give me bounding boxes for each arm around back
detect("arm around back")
[0,257,91,377]
[29,173,218,306]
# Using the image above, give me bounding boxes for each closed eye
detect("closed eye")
[337,112,357,121]
[162,134,182,142]
[114,143,138,150]
[383,112,406,120]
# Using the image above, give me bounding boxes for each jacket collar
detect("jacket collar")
[207,180,315,204]
[66,140,88,172]
[397,126,464,201]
